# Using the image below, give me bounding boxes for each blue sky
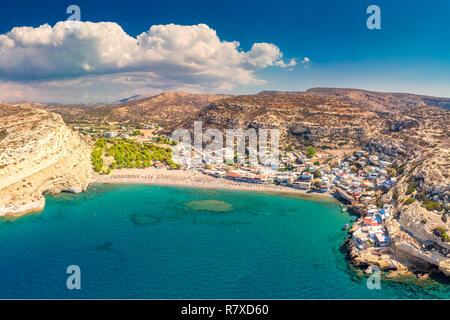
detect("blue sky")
[0,0,449,102]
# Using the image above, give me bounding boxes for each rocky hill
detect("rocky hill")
[42,91,231,127]
[306,87,450,111]
[184,93,379,150]
[0,104,93,217]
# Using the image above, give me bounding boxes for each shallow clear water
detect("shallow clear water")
[0,184,448,299]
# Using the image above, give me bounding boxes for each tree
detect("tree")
[376,198,385,209]
[306,146,316,158]
[313,169,321,178]
[392,188,399,200]
[313,180,321,189]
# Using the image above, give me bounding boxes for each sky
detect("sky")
[0,0,449,103]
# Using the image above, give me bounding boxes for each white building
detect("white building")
[104,132,117,138]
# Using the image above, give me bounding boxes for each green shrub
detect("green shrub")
[94,138,106,148]
[376,199,385,209]
[432,227,449,242]
[306,146,316,158]
[403,198,415,205]
[425,201,443,212]
[406,183,416,195]
[91,138,177,172]
[156,136,177,145]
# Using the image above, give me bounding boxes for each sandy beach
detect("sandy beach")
[94,167,337,202]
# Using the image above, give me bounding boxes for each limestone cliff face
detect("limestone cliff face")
[385,217,450,276]
[0,103,93,216]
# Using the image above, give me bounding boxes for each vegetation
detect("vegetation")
[425,201,443,212]
[131,130,141,136]
[91,148,104,173]
[406,178,420,195]
[156,136,178,146]
[313,169,321,178]
[108,139,178,169]
[392,188,399,200]
[91,138,106,173]
[375,195,385,208]
[91,138,180,173]
[284,164,295,171]
[305,146,316,158]
[406,182,416,195]
[432,227,449,242]
[420,218,427,224]
[415,192,443,212]
[403,197,416,205]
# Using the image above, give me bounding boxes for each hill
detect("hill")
[0,103,92,216]
[39,91,231,127]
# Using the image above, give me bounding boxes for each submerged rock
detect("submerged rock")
[130,213,162,226]
[185,200,232,212]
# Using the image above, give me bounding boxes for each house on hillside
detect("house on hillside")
[104,132,117,138]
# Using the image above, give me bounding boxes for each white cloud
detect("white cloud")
[300,57,310,69]
[0,22,296,102]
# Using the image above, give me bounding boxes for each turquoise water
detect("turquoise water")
[0,184,449,299]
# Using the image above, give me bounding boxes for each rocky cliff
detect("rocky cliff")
[0,103,93,217]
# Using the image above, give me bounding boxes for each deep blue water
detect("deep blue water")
[0,184,449,299]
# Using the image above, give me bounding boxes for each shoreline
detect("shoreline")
[1,167,338,218]
[93,168,338,203]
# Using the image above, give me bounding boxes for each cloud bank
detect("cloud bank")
[0,21,296,102]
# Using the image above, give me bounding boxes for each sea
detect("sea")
[0,184,448,299]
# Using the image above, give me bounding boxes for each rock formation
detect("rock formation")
[0,103,93,217]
